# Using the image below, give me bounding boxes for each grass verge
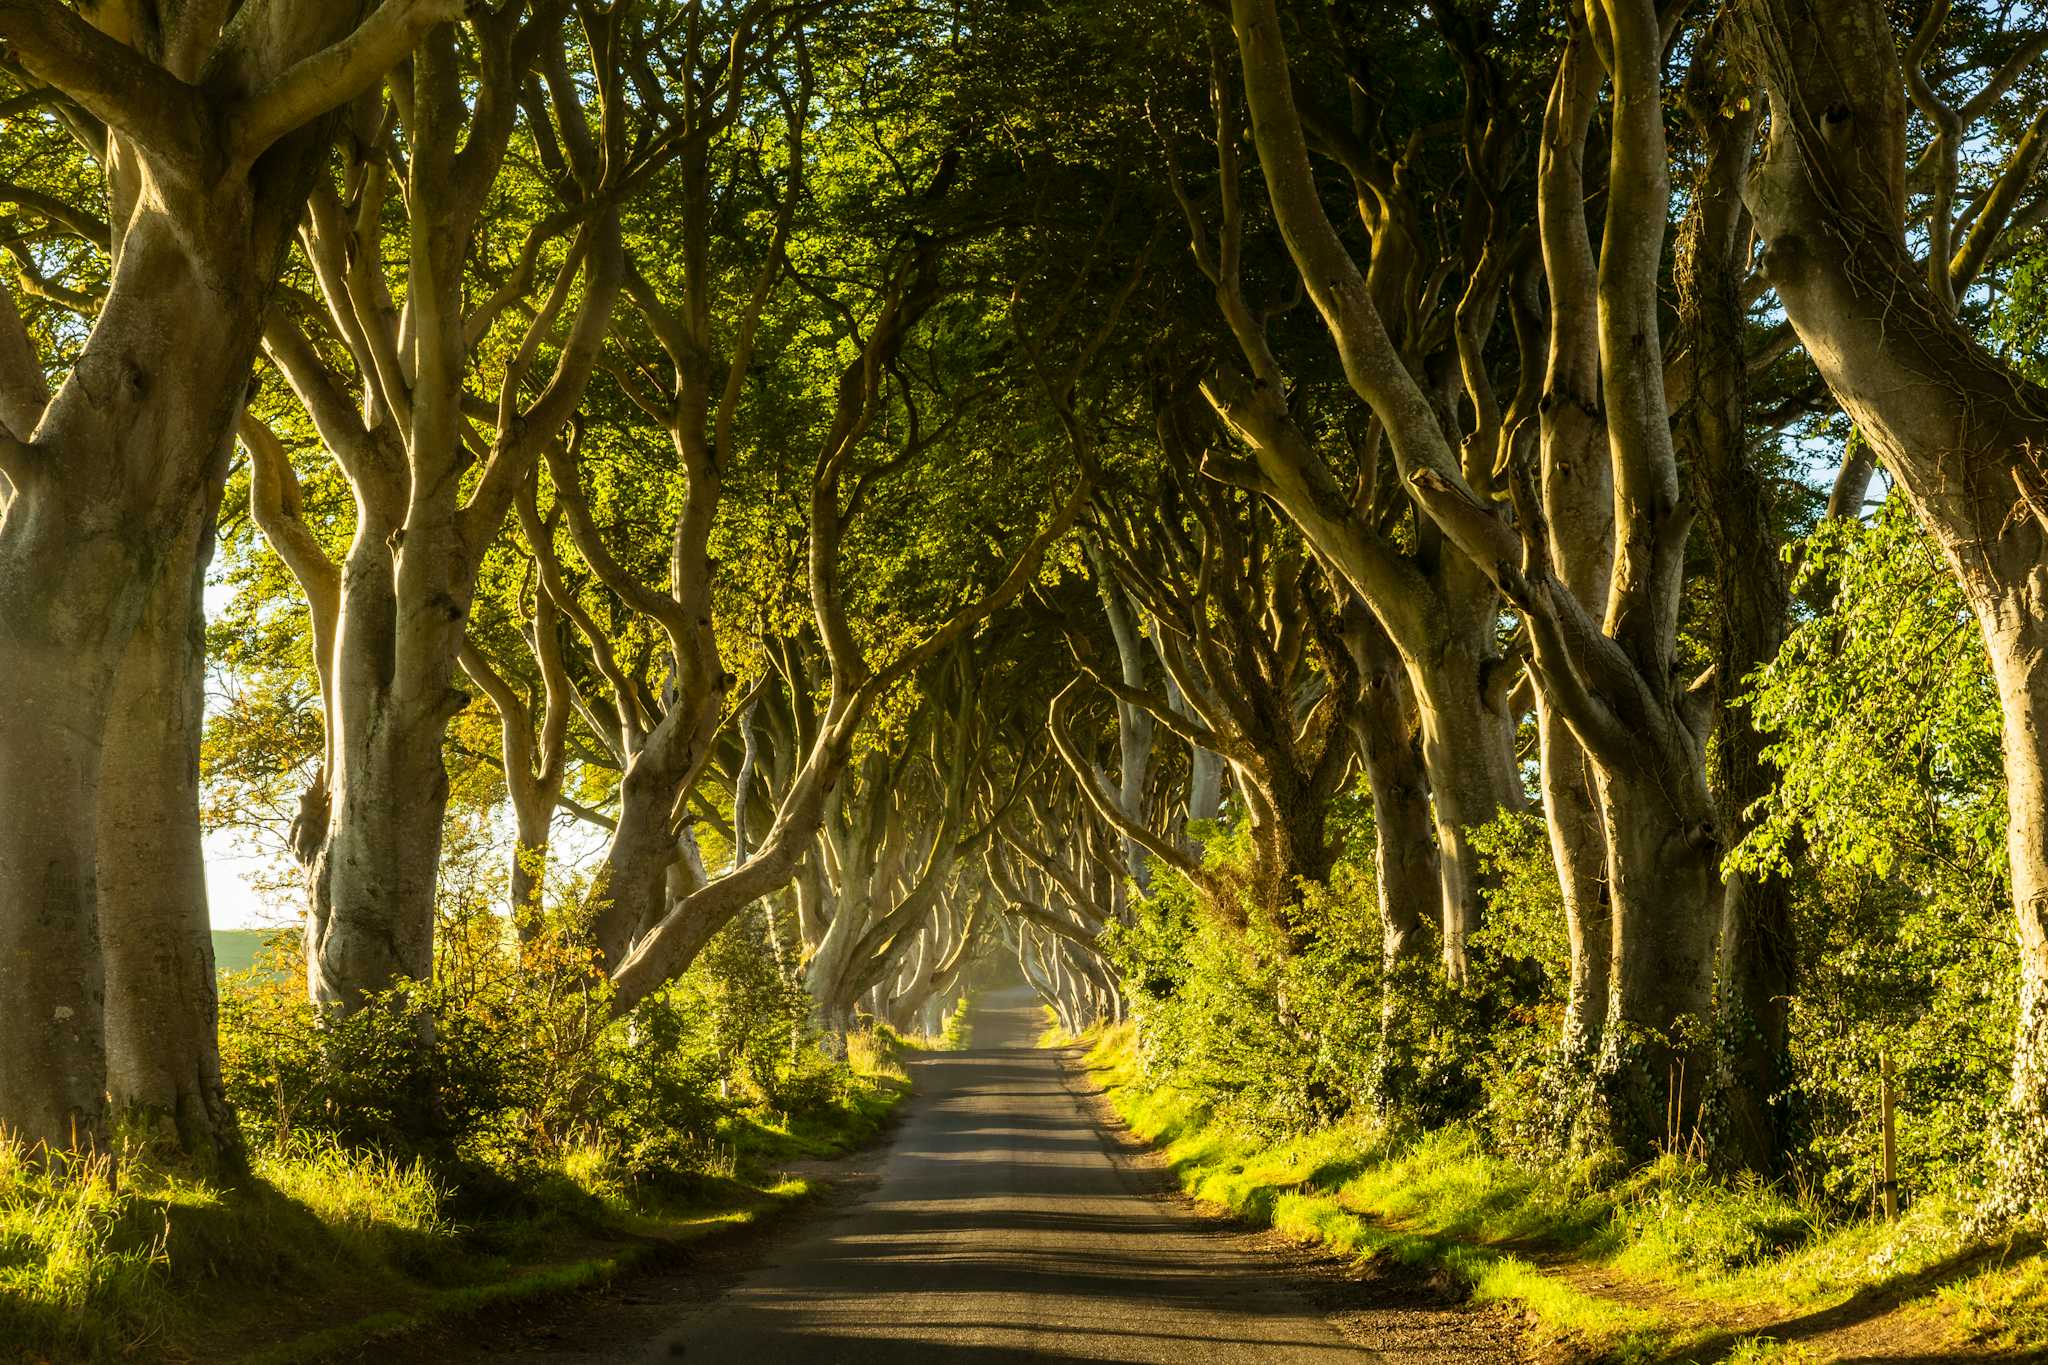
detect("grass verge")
[1075,1021,2048,1363]
[1,1066,908,1364]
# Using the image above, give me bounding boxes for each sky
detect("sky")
[201,576,294,930]
[205,830,286,929]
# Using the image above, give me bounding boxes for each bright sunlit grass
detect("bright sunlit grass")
[1074,1024,2048,1360]
[0,1053,911,1364]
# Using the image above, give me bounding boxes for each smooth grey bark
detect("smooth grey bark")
[99,446,237,1166]
[1533,32,1616,1064]
[270,11,627,1010]
[458,541,572,938]
[1340,602,1437,966]
[1160,638,1227,829]
[1410,651,1521,974]
[1230,0,1722,1153]
[1163,45,1521,978]
[1085,539,1158,892]
[0,0,449,1149]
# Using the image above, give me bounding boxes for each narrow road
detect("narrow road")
[651,995,1370,1362]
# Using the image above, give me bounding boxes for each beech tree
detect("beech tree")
[1743,0,2048,1193]
[0,0,464,1153]
[1154,19,1529,980]
[1061,421,1361,938]
[1222,0,1728,1150]
[255,2,631,1012]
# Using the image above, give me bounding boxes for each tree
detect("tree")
[0,0,460,1154]
[1743,0,2048,1199]
[1228,0,1727,1153]
[260,3,628,1011]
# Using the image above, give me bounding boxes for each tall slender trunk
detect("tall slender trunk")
[1540,704,1610,1059]
[1988,620,2048,1184]
[1677,69,1792,1172]
[1089,543,1158,890]
[1344,606,1438,964]
[508,795,552,937]
[1411,646,1520,978]
[1536,33,1617,1069]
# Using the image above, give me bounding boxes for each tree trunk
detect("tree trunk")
[1535,29,1616,1069]
[804,889,869,1036]
[309,513,489,1008]
[1411,649,1521,979]
[1589,752,1723,1156]
[1343,605,1437,965]
[1989,619,2048,1191]
[588,702,722,967]
[99,452,238,1167]
[0,639,113,1153]
[0,209,277,1149]
[508,792,552,939]
[1744,0,2048,1197]
[1677,68,1793,1173]
[307,531,467,1009]
[1540,703,1610,1060]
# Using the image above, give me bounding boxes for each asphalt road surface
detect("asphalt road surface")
[650,993,1371,1363]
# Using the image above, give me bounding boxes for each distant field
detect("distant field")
[211,929,284,977]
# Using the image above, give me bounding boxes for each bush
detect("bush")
[216,902,880,1195]
[1107,810,1562,1143]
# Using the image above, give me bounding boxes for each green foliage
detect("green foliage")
[1738,498,2015,1206]
[1106,825,1352,1132]
[1738,497,2005,885]
[1106,813,1554,1139]
[8,904,906,1363]
[219,907,868,1184]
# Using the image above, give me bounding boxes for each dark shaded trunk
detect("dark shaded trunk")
[1410,644,1521,979]
[1343,605,1438,965]
[1588,755,1724,1155]
[1677,70,1794,1173]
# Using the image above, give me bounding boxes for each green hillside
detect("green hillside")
[210,929,281,977]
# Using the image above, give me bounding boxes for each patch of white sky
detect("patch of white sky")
[200,575,280,928]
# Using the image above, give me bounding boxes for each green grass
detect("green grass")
[1079,1022,2048,1362]
[852,997,973,1075]
[0,1068,909,1364]
[936,995,972,1050]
